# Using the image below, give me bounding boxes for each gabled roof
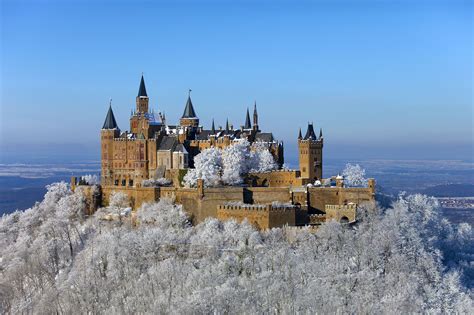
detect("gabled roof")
[244,108,252,129]
[138,75,147,97]
[182,96,197,118]
[158,136,177,151]
[196,130,212,140]
[174,144,188,153]
[255,132,273,142]
[304,123,317,140]
[102,105,119,129]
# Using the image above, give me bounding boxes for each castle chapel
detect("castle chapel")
[77,75,375,229]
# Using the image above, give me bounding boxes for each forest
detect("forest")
[0,182,473,313]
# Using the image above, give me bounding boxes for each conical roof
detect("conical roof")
[102,105,119,129]
[182,95,197,118]
[304,123,317,140]
[244,108,251,129]
[138,75,147,97]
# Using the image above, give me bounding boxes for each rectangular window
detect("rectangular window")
[114,180,119,186]
[122,179,126,186]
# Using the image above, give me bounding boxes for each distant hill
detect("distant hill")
[422,184,474,197]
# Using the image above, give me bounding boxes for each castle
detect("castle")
[73,75,375,229]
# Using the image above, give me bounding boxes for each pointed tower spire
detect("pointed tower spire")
[298,128,302,139]
[319,128,323,139]
[211,119,216,134]
[244,107,252,129]
[138,74,147,97]
[304,122,317,140]
[182,89,197,118]
[102,100,119,129]
[253,101,259,131]
[225,118,230,132]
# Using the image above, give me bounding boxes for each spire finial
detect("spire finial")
[188,89,192,97]
[109,98,112,107]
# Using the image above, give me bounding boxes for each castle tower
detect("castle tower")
[298,123,323,181]
[253,101,259,131]
[180,90,199,128]
[136,74,149,113]
[100,102,120,186]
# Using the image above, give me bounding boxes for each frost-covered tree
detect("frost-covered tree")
[250,141,278,173]
[109,191,129,208]
[342,163,367,187]
[1,183,473,314]
[183,140,277,187]
[81,174,99,185]
[221,140,250,185]
[183,147,222,187]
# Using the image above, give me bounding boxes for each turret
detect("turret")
[101,101,120,186]
[136,74,149,113]
[180,89,199,128]
[298,123,323,181]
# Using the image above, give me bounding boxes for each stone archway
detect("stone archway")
[340,216,349,224]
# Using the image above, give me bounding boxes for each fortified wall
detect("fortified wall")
[75,177,375,228]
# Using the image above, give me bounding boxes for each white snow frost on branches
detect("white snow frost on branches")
[183,147,223,187]
[183,140,277,187]
[342,163,367,187]
[1,183,473,314]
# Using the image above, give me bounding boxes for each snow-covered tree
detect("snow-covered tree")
[250,141,278,173]
[221,140,250,185]
[342,163,367,187]
[1,183,472,314]
[109,191,129,208]
[183,147,222,187]
[81,174,99,185]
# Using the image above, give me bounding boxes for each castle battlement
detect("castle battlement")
[219,203,295,212]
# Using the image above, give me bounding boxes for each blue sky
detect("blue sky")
[1,0,472,162]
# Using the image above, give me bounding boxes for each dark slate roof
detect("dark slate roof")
[304,123,317,140]
[138,75,147,97]
[102,106,119,129]
[244,108,252,129]
[182,96,197,118]
[174,144,187,153]
[298,128,302,139]
[255,132,273,142]
[158,136,177,151]
[196,130,212,140]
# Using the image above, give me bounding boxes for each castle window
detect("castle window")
[114,180,119,186]
[122,179,126,186]
[129,180,134,187]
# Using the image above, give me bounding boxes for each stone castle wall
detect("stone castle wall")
[217,204,295,229]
